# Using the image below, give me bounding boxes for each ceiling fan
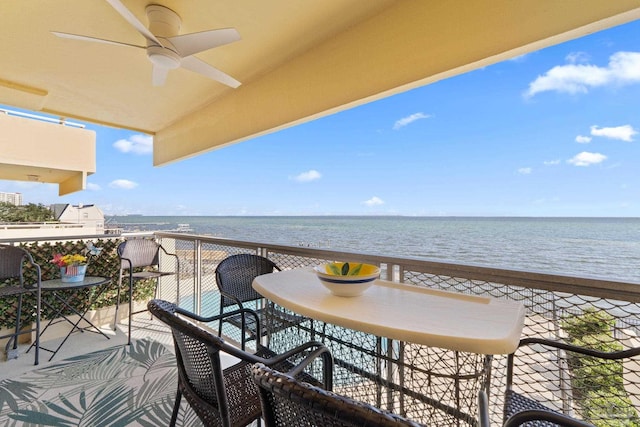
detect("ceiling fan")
[52,0,241,87]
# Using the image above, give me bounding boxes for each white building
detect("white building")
[0,192,22,206]
[0,204,105,239]
[52,204,104,233]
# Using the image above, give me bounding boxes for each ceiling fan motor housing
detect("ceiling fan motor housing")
[146,4,181,38]
[145,5,181,69]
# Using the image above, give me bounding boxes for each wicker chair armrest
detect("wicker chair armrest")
[250,341,334,389]
[30,265,42,289]
[175,305,260,329]
[25,251,42,288]
[504,409,595,427]
[515,337,640,359]
[119,256,133,270]
[286,344,334,391]
[172,304,263,354]
[158,244,178,258]
[175,305,261,347]
[218,289,245,309]
[506,337,640,389]
[262,340,328,365]
[158,245,180,267]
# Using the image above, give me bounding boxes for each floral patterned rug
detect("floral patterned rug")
[0,339,202,426]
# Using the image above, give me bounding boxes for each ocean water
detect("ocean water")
[107,216,640,283]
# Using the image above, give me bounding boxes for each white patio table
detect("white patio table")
[253,267,526,425]
[253,267,524,354]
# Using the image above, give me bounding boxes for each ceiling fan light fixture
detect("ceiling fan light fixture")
[147,46,181,69]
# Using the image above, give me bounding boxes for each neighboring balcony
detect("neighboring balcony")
[0,109,96,196]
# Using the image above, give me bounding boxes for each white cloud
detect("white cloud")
[393,112,431,130]
[86,183,101,191]
[565,51,590,64]
[567,152,607,167]
[517,167,532,175]
[525,51,640,97]
[109,179,138,189]
[363,196,384,207]
[113,134,153,155]
[543,159,561,166]
[575,135,592,144]
[291,170,321,182]
[590,125,637,142]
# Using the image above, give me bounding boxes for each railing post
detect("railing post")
[194,239,202,315]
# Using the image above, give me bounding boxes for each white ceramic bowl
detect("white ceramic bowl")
[314,262,381,297]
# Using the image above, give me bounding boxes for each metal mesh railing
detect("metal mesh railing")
[8,232,636,425]
[155,232,640,426]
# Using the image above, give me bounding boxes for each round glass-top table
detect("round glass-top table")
[40,275,110,290]
[29,276,111,361]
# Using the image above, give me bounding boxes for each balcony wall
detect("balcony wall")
[0,110,95,195]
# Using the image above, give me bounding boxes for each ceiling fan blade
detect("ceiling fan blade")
[51,31,144,49]
[152,65,169,86]
[180,56,241,88]
[168,28,240,57]
[105,0,163,46]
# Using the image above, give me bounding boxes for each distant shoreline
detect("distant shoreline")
[106,215,640,220]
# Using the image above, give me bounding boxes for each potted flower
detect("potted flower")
[50,242,102,283]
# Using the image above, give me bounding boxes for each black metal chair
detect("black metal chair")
[252,363,427,427]
[215,253,301,340]
[116,239,179,344]
[0,245,41,365]
[148,299,333,427]
[504,337,640,427]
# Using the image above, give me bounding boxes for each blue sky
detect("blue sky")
[2,20,640,217]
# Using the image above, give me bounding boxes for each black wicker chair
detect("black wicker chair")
[504,337,640,427]
[252,363,427,427]
[116,239,179,344]
[148,299,333,427]
[0,245,41,365]
[215,253,302,340]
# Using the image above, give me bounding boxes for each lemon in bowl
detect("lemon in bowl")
[314,262,380,297]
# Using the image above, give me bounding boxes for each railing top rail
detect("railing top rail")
[155,231,640,302]
[2,230,637,303]
[0,234,123,244]
[1,107,85,128]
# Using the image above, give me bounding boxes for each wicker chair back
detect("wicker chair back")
[252,363,426,427]
[0,244,41,365]
[117,238,161,269]
[148,299,333,427]
[148,299,262,427]
[116,239,179,345]
[215,253,280,307]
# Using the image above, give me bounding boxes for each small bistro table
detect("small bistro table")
[29,276,111,361]
[253,267,526,425]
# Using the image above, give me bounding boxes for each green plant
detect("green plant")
[561,308,640,426]
[562,308,616,341]
[0,202,54,222]
[0,239,156,329]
